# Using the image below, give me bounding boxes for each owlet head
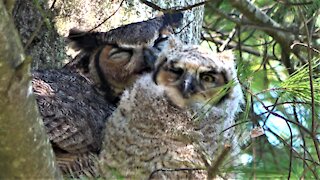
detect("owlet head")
[153,44,237,108]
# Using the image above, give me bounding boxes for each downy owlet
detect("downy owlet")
[100,36,244,179]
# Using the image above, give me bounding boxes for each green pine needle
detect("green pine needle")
[280,58,320,104]
[192,80,237,121]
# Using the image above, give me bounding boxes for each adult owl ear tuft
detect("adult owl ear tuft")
[67,28,100,52]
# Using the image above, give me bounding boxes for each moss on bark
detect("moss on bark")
[0,1,62,178]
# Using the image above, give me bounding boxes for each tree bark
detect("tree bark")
[146,0,204,44]
[13,0,68,69]
[0,1,62,178]
[12,0,204,69]
[49,0,204,44]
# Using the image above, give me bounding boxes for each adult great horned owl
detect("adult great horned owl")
[99,37,244,179]
[65,12,183,103]
[32,69,115,177]
[33,13,183,177]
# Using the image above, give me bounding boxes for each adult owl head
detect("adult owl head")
[65,12,184,103]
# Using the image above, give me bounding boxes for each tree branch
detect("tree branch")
[202,35,278,60]
[0,1,62,178]
[207,144,231,179]
[227,0,303,72]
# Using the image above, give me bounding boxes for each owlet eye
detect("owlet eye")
[200,74,216,82]
[168,66,184,76]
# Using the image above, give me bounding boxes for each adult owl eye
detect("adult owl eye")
[200,73,216,82]
[108,48,132,61]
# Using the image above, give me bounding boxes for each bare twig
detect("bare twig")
[220,120,250,134]
[241,39,275,47]
[246,85,320,178]
[252,126,256,180]
[272,42,280,61]
[264,101,309,108]
[245,88,313,136]
[219,28,237,51]
[274,0,314,6]
[298,6,320,163]
[209,1,295,34]
[175,17,195,34]
[24,19,43,50]
[140,0,165,11]
[227,0,311,72]
[140,0,206,12]
[291,42,320,54]
[262,97,280,130]
[262,39,270,87]
[237,25,243,62]
[254,87,287,95]
[88,0,125,32]
[207,144,232,180]
[240,29,256,44]
[49,0,57,9]
[300,144,319,166]
[201,33,216,51]
[294,105,307,179]
[267,128,319,179]
[266,60,282,81]
[285,116,293,179]
[202,35,278,60]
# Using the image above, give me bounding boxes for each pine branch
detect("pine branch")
[202,35,278,60]
[227,0,301,72]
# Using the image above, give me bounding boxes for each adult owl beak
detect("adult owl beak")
[143,47,158,70]
[181,74,197,98]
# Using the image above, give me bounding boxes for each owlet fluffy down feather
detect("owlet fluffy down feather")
[33,13,183,178]
[100,37,244,179]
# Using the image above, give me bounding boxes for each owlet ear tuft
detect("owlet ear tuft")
[218,50,234,62]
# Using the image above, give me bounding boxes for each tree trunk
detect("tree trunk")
[13,0,204,69]
[49,0,204,44]
[147,0,204,44]
[0,1,62,178]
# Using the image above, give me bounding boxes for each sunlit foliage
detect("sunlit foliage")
[202,0,319,178]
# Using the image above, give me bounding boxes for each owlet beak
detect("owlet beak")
[181,74,197,98]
